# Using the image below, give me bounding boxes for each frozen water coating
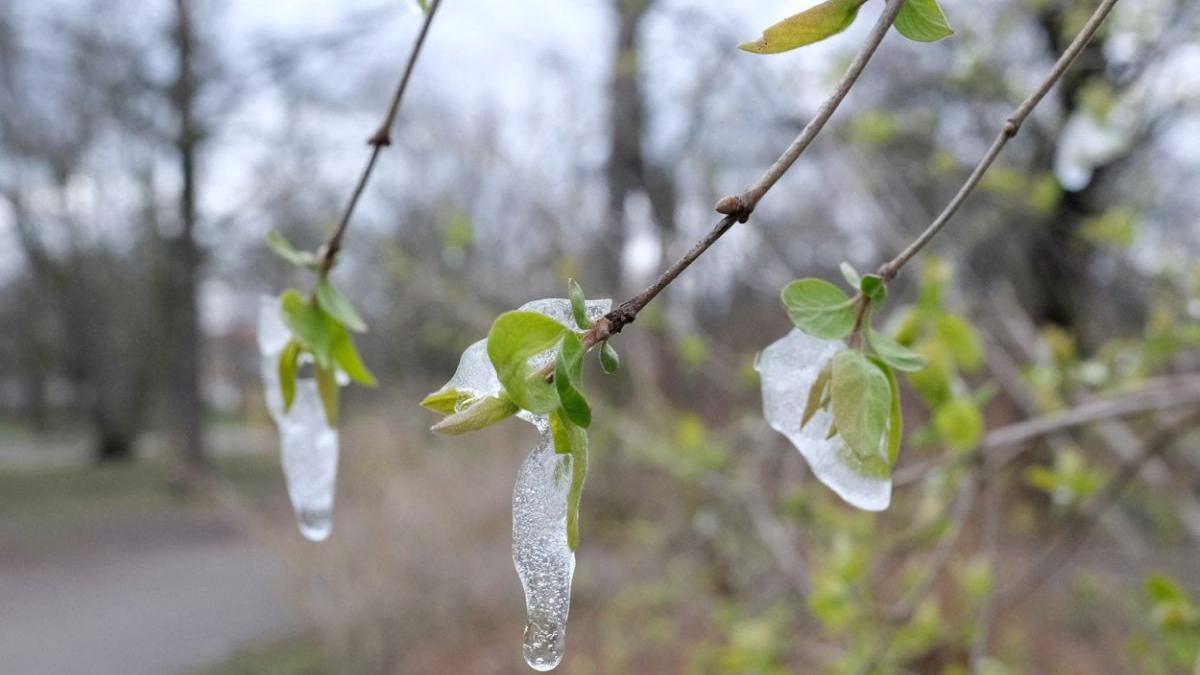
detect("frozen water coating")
[258,295,340,541]
[428,297,610,671]
[513,424,575,672]
[756,329,892,511]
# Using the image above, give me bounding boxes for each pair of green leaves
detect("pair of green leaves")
[268,230,375,428]
[781,265,927,374]
[278,288,377,426]
[739,0,952,55]
[802,349,902,475]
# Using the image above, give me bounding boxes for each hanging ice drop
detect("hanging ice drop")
[258,295,341,541]
[513,426,574,672]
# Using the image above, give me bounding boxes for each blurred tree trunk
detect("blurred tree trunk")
[164,0,206,470]
[604,0,684,395]
[1023,4,1111,346]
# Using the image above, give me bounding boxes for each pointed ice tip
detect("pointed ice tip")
[296,506,333,541]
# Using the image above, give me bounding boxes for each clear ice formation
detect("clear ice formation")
[258,295,340,541]
[756,329,892,511]
[430,297,610,672]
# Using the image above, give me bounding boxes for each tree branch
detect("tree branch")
[994,411,1200,613]
[317,0,443,278]
[599,0,909,336]
[876,0,1121,282]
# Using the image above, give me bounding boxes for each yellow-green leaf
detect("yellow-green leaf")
[315,364,339,427]
[420,388,473,415]
[316,278,367,333]
[831,349,891,463]
[894,0,954,42]
[740,0,867,54]
[430,395,519,435]
[278,340,300,412]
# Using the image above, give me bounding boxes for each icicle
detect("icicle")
[513,422,575,672]
[258,296,341,541]
[427,297,610,671]
[756,329,892,511]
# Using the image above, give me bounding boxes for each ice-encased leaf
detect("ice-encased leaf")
[513,424,575,672]
[426,297,611,421]
[426,297,610,672]
[756,329,892,511]
[258,295,341,541]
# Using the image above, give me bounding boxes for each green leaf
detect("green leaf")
[266,230,318,269]
[278,340,300,412]
[550,409,589,551]
[555,333,591,428]
[487,311,568,414]
[280,290,334,369]
[894,0,954,42]
[781,278,857,339]
[331,329,377,387]
[739,0,866,54]
[865,325,928,372]
[600,342,620,374]
[568,279,591,330]
[936,314,984,371]
[420,388,473,415]
[860,274,888,305]
[933,398,984,452]
[831,349,892,463]
[316,279,367,333]
[801,360,833,429]
[869,355,903,465]
[430,395,519,435]
[839,262,862,289]
[315,363,339,427]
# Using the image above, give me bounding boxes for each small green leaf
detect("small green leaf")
[933,398,984,452]
[839,262,862,289]
[278,340,300,412]
[831,349,891,463]
[860,274,888,305]
[266,230,318,269]
[739,0,867,54]
[331,329,377,387]
[280,290,334,369]
[936,314,984,371]
[568,279,591,330]
[487,311,568,414]
[550,409,589,551]
[420,388,473,415]
[865,325,928,372]
[555,333,591,428]
[894,0,954,42]
[600,342,620,374]
[315,363,339,427]
[781,278,857,339]
[316,279,367,333]
[869,355,903,465]
[430,395,519,435]
[801,360,833,429]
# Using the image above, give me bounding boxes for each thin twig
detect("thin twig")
[876,0,1121,281]
[994,411,1200,613]
[891,373,1200,486]
[601,0,909,335]
[317,0,443,278]
[969,473,1003,672]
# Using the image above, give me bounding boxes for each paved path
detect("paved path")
[0,532,300,675]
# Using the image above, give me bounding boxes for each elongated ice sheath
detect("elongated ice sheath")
[429,297,609,671]
[258,296,340,541]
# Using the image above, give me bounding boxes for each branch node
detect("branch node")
[367,128,392,147]
[1002,119,1021,138]
[713,194,753,223]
